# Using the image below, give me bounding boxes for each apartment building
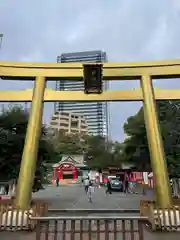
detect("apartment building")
[49,111,88,135]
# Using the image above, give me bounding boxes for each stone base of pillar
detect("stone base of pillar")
[153,209,180,229]
[0,199,48,231]
[1,209,34,230]
[140,199,180,231]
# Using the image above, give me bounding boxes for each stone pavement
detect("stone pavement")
[32,184,142,210]
[0,184,179,239]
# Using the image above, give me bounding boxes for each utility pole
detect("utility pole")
[25,102,28,112]
[0,34,3,50]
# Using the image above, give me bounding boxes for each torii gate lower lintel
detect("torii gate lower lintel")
[1,59,179,210]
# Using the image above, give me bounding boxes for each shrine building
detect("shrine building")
[52,155,88,184]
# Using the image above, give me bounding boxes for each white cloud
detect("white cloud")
[20,51,43,62]
[0,0,180,141]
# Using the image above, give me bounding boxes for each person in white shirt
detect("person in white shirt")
[87,181,94,202]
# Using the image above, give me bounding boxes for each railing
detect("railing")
[31,215,148,240]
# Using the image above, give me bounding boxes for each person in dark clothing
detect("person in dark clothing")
[56,177,59,187]
[5,184,9,195]
[124,175,129,193]
[84,177,90,193]
[106,180,112,194]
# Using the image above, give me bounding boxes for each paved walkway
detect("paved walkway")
[32,184,142,210]
[0,185,179,239]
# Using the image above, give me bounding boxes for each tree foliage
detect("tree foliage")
[54,133,123,170]
[0,105,55,181]
[121,100,180,177]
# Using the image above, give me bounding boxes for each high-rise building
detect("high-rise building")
[55,50,109,138]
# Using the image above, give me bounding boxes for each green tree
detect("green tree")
[84,135,113,169]
[0,104,55,182]
[54,132,87,155]
[122,100,180,176]
[111,141,124,166]
[53,133,122,169]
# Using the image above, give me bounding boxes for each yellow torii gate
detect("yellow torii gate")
[1,59,179,210]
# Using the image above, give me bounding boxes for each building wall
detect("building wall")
[49,111,88,135]
[55,50,109,139]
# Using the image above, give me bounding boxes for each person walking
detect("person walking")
[5,184,9,195]
[105,179,112,194]
[84,177,90,193]
[124,175,129,193]
[87,181,94,202]
[56,177,59,187]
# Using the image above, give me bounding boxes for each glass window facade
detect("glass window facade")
[55,51,109,139]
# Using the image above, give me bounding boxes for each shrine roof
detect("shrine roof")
[53,154,86,168]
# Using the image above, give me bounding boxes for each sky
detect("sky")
[0,0,180,141]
